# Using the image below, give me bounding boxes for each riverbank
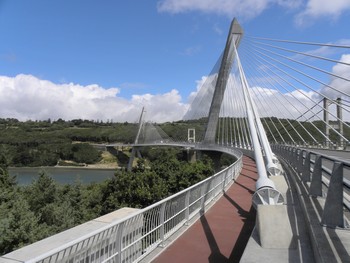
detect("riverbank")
[9,166,118,185]
[53,162,120,170]
[54,150,121,169]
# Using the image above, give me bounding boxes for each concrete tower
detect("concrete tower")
[203,18,244,144]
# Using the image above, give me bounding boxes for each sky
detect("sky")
[0,0,350,122]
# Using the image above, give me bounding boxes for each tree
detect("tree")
[26,172,58,216]
[0,153,16,189]
[0,195,40,254]
[72,143,101,164]
[0,160,40,254]
[101,168,167,214]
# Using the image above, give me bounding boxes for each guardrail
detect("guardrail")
[272,145,350,228]
[11,147,242,263]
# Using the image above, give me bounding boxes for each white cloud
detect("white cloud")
[296,0,350,25]
[157,0,350,27]
[131,89,188,122]
[181,46,201,56]
[213,24,223,35]
[183,74,218,120]
[2,70,347,128]
[321,53,350,99]
[0,74,187,123]
[303,0,350,16]
[249,83,350,122]
[157,0,302,20]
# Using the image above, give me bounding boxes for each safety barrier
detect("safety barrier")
[4,147,242,263]
[272,145,350,228]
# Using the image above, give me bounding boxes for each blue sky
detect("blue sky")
[0,0,349,122]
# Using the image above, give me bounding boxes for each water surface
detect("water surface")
[9,167,117,185]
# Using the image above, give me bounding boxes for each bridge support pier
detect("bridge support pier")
[253,168,295,249]
[256,205,295,249]
[323,98,330,148]
[186,148,197,163]
[127,147,142,172]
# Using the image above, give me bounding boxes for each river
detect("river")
[9,167,117,185]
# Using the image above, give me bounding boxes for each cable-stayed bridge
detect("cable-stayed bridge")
[2,19,350,263]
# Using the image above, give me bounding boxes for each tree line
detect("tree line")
[0,118,138,167]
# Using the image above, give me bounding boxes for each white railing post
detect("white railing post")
[185,191,190,225]
[159,202,166,247]
[115,222,125,263]
[200,183,207,212]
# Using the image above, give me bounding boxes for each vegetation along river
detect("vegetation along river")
[9,167,116,185]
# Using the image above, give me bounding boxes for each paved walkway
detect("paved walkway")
[152,156,258,263]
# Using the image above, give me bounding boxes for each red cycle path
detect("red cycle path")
[152,155,258,263]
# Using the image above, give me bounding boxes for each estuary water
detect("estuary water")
[9,167,117,185]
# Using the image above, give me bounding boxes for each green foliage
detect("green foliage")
[0,153,16,189]
[220,153,236,167]
[100,169,168,213]
[0,118,138,167]
[0,171,102,255]
[0,194,40,254]
[26,172,58,215]
[71,143,101,164]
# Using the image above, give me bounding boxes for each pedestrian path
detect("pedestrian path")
[152,156,258,263]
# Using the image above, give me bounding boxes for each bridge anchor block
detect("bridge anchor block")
[256,205,295,249]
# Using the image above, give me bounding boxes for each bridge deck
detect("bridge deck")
[152,156,258,263]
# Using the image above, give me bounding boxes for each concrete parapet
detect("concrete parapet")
[0,208,140,263]
[280,158,350,262]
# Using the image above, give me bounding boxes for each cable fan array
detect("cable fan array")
[137,35,350,149]
[239,36,350,147]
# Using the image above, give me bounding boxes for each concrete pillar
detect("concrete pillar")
[336,98,344,148]
[187,149,197,163]
[303,152,311,182]
[256,205,295,249]
[321,162,344,228]
[323,98,330,148]
[310,155,323,197]
[204,19,243,144]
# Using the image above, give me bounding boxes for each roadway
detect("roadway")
[304,148,350,163]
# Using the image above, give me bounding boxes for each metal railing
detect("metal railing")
[22,147,242,263]
[272,144,350,228]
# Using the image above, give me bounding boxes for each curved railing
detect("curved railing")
[10,147,243,263]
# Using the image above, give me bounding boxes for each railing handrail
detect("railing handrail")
[22,145,243,263]
[303,148,350,167]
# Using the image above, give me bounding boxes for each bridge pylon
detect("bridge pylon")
[323,97,345,149]
[203,18,243,144]
[127,107,146,171]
